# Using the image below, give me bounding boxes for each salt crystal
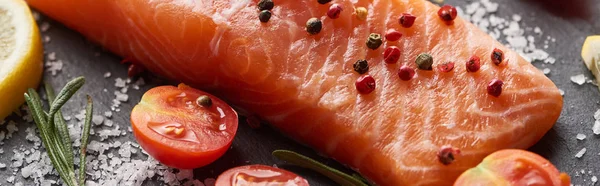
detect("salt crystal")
[512,14,522,22]
[104,120,114,127]
[595,109,600,120]
[219,124,226,131]
[534,27,542,34]
[0,163,6,169]
[115,91,129,102]
[571,74,586,85]
[542,68,551,75]
[47,52,56,61]
[40,22,50,32]
[75,110,86,121]
[104,111,113,118]
[104,72,112,78]
[115,78,127,88]
[45,60,63,76]
[592,176,598,183]
[92,115,104,125]
[43,35,51,43]
[593,120,600,135]
[575,148,587,158]
[576,133,586,140]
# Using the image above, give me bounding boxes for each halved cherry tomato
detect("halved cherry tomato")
[130,83,238,169]
[216,165,310,186]
[454,149,570,186]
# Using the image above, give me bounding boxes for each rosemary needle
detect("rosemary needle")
[24,77,92,186]
[272,150,370,186]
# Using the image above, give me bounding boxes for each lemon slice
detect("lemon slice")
[582,36,600,78]
[0,0,43,120]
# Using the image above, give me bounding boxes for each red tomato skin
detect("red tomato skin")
[216,165,310,186]
[131,84,238,169]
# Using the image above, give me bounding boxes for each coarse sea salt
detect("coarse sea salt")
[576,148,587,158]
[576,133,587,140]
[571,74,586,85]
[593,120,600,135]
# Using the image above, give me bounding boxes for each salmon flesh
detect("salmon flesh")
[25,0,563,185]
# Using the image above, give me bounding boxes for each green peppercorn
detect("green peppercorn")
[306,18,322,35]
[415,53,434,70]
[318,0,332,4]
[366,33,383,50]
[259,10,272,23]
[258,0,274,11]
[353,59,369,74]
[196,95,213,107]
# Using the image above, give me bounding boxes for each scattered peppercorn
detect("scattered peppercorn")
[353,59,369,74]
[466,55,481,72]
[415,53,433,70]
[318,0,332,4]
[327,4,343,19]
[438,146,460,165]
[355,7,368,21]
[437,62,455,72]
[437,5,457,22]
[366,33,383,50]
[399,13,416,28]
[259,10,272,23]
[385,29,403,42]
[355,75,376,94]
[383,46,401,64]
[487,79,504,97]
[306,18,322,35]
[491,48,504,65]
[257,0,274,11]
[196,95,213,107]
[398,66,415,81]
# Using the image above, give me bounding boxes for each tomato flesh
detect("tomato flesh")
[216,165,310,186]
[131,84,238,169]
[454,149,570,186]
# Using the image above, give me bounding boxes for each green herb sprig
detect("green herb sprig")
[272,150,370,186]
[24,77,92,186]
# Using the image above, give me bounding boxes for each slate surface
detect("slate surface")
[3,0,600,185]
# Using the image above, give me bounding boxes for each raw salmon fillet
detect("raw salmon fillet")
[26,0,563,185]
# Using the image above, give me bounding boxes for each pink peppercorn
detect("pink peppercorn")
[327,4,343,19]
[438,145,460,165]
[399,13,416,28]
[437,62,455,72]
[437,5,458,22]
[355,75,376,94]
[487,79,504,97]
[398,66,415,81]
[385,29,403,41]
[383,46,401,64]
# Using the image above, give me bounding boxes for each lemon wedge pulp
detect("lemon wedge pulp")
[582,36,600,77]
[0,0,44,120]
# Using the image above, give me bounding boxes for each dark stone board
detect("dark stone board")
[2,0,599,185]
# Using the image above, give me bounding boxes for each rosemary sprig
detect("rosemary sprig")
[24,77,92,186]
[272,150,370,186]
